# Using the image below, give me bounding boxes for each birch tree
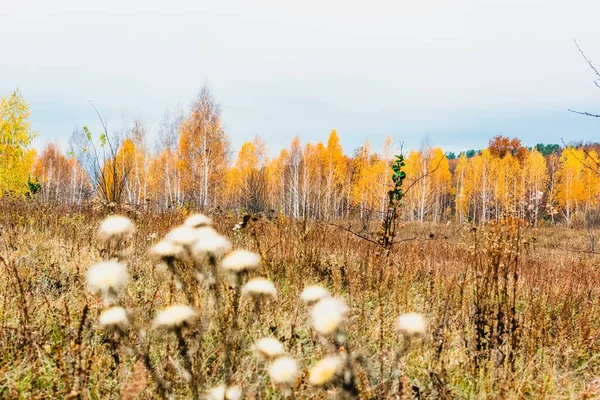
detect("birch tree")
[178,85,230,209]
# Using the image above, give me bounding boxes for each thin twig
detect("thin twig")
[567,109,600,118]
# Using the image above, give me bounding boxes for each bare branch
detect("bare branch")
[89,101,109,137]
[560,138,600,174]
[574,39,600,82]
[553,246,600,255]
[325,221,382,247]
[568,109,600,118]
[403,151,447,194]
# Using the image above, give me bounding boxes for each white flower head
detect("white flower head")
[150,240,184,262]
[87,261,128,300]
[98,215,134,242]
[184,213,213,228]
[224,386,241,400]
[269,357,299,385]
[300,285,330,304]
[396,313,426,337]
[310,297,348,335]
[196,226,218,239]
[192,228,232,259]
[153,305,198,330]
[253,337,284,359]
[308,356,343,386]
[206,385,241,400]
[99,307,131,331]
[207,386,225,400]
[165,225,199,247]
[221,250,261,274]
[242,278,276,299]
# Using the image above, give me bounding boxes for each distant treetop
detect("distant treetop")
[533,143,560,157]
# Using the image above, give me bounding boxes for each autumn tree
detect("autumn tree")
[323,130,346,218]
[121,119,149,208]
[522,149,548,224]
[286,137,302,218]
[491,152,521,219]
[581,149,600,216]
[488,135,528,162]
[377,136,396,216]
[149,108,184,210]
[556,147,586,223]
[227,137,269,213]
[545,152,561,223]
[454,153,469,223]
[178,85,230,208]
[403,147,451,222]
[34,143,77,205]
[246,136,269,214]
[403,150,423,221]
[266,148,288,214]
[350,141,372,221]
[428,147,452,222]
[300,142,320,219]
[461,148,494,223]
[0,89,37,196]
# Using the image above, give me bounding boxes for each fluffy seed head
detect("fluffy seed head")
[221,250,261,273]
[242,278,277,299]
[99,307,130,331]
[153,305,198,330]
[268,357,299,385]
[254,337,284,359]
[301,285,330,304]
[98,215,134,242]
[184,213,213,228]
[192,228,232,259]
[308,356,343,386]
[396,313,426,337]
[225,386,241,400]
[87,261,128,297]
[196,226,218,238]
[206,385,241,400]
[310,297,348,335]
[150,240,184,262]
[165,225,199,246]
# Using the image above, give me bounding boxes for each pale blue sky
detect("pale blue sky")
[1,0,599,157]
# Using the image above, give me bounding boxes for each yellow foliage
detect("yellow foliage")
[556,147,587,221]
[0,89,37,196]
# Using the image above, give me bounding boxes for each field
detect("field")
[1,202,600,399]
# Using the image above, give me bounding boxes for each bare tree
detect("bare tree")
[242,168,269,214]
[154,107,184,209]
[68,105,132,207]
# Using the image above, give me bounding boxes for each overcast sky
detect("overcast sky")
[1,0,599,157]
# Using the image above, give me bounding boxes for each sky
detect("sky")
[1,0,599,157]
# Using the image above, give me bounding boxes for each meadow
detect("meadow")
[1,201,599,399]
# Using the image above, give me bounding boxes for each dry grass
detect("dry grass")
[1,201,599,399]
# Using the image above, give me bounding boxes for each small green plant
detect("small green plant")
[378,154,407,251]
[389,154,407,207]
[26,177,41,196]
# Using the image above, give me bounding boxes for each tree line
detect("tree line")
[1,86,599,225]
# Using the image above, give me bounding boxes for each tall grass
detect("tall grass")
[0,201,599,398]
